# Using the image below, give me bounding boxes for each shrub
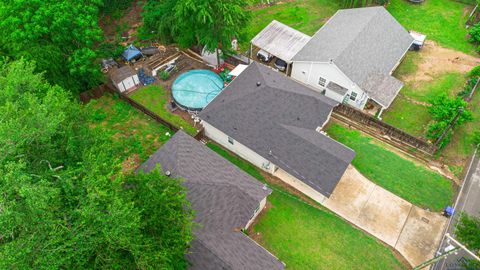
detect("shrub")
[427,94,472,149]
[159,70,170,81]
[458,77,478,98]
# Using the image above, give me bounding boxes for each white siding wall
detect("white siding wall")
[273,169,327,204]
[202,121,275,174]
[245,197,267,229]
[116,75,140,93]
[291,62,368,109]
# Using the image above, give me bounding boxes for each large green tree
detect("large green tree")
[141,0,250,65]
[0,59,193,269]
[0,0,105,93]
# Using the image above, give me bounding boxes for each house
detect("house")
[199,62,355,204]
[290,7,414,115]
[110,66,140,93]
[138,131,285,270]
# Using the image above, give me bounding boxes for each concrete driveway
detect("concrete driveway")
[323,166,447,267]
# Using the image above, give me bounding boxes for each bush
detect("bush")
[458,77,478,98]
[427,94,472,149]
[159,70,170,81]
[469,65,480,77]
[469,23,480,46]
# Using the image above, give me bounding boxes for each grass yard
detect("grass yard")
[253,192,405,270]
[326,123,454,211]
[384,51,467,138]
[206,142,406,270]
[242,0,341,49]
[86,94,172,163]
[387,0,475,54]
[382,95,431,137]
[129,85,198,136]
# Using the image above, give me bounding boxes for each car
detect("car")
[256,49,272,62]
[274,58,287,72]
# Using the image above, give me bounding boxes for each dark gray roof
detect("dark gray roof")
[200,62,355,197]
[327,81,348,96]
[138,131,284,270]
[110,66,137,84]
[292,7,412,106]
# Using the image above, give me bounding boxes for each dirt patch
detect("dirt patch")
[403,41,480,83]
[121,153,141,174]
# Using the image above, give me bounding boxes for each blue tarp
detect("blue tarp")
[122,45,142,61]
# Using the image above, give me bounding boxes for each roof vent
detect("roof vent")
[256,81,261,87]
[165,170,171,177]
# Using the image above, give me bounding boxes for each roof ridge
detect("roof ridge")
[331,7,381,64]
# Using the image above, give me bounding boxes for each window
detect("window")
[318,77,326,87]
[228,136,234,145]
[350,92,358,101]
[320,89,326,95]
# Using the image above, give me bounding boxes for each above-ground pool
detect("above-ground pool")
[172,70,224,111]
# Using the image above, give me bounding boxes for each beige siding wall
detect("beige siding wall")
[202,121,276,174]
[245,197,267,229]
[273,168,327,204]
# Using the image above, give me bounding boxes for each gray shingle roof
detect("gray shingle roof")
[292,7,413,107]
[200,62,355,197]
[361,73,404,108]
[138,131,284,270]
[110,66,136,84]
[251,20,311,63]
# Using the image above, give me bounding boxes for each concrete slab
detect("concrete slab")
[356,185,412,246]
[395,206,447,267]
[321,165,446,267]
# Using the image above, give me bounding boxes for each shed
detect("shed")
[251,20,311,74]
[110,66,140,93]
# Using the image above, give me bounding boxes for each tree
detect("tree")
[455,213,480,269]
[0,0,104,93]
[141,0,251,66]
[426,94,472,149]
[0,59,194,269]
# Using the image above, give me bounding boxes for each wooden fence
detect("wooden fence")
[333,104,437,155]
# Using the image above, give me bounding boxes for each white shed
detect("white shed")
[111,66,140,93]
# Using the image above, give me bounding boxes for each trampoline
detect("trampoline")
[172,70,224,111]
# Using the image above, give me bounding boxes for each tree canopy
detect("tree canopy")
[0,0,105,93]
[0,59,193,269]
[141,0,250,58]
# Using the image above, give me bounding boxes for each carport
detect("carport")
[250,20,311,75]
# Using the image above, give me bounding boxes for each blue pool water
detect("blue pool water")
[172,70,224,111]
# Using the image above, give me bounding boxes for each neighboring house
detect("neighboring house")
[138,131,285,270]
[199,62,355,204]
[110,66,140,93]
[290,7,413,114]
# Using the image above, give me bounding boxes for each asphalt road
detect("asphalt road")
[433,151,480,270]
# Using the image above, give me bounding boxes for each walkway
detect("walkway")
[322,166,447,267]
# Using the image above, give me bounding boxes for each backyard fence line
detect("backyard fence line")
[467,77,480,101]
[332,104,437,156]
[79,83,200,136]
[80,84,114,104]
[466,4,478,26]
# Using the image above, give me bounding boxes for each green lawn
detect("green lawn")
[384,50,467,138]
[382,95,431,138]
[129,85,198,136]
[86,94,172,162]
[254,191,405,270]
[387,0,475,54]
[326,123,454,211]
[206,142,405,270]
[242,0,341,49]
